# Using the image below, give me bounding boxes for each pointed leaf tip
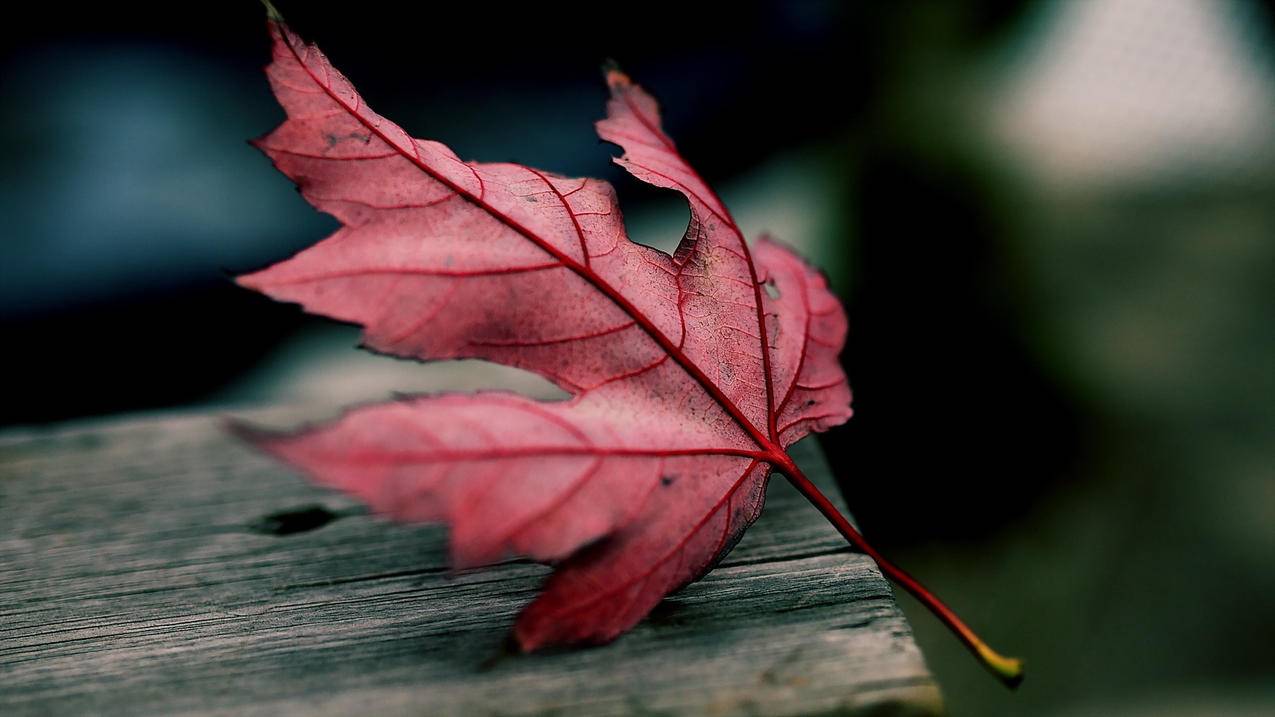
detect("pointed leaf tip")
[602,60,632,90]
[261,0,284,22]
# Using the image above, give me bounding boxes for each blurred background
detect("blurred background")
[2,1,1272,713]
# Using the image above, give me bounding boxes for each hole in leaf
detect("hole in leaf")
[618,181,689,257]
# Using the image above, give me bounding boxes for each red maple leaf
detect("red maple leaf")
[238,9,1021,686]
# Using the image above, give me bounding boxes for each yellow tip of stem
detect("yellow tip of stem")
[976,643,1025,689]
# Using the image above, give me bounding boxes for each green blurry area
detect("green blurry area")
[829,3,1275,715]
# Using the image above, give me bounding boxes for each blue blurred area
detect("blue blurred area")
[1,43,331,316]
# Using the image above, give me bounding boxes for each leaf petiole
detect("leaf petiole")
[777,459,1024,689]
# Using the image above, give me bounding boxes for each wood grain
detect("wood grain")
[0,408,941,716]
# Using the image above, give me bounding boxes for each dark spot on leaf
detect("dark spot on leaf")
[661,474,677,487]
[524,195,538,203]
[324,131,372,148]
[806,400,816,406]
[249,505,340,536]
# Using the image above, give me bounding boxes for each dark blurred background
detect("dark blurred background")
[3,1,1273,714]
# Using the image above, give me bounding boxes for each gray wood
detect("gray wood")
[0,408,941,716]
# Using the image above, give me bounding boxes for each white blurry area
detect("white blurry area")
[980,0,1275,418]
[212,150,843,411]
[992,0,1275,187]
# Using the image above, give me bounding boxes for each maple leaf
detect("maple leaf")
[237,8,1022,687]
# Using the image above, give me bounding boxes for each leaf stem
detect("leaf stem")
[777,459,1024,689]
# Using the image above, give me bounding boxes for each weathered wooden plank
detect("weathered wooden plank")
[0,408,941,716]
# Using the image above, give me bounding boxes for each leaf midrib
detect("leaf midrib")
[276,26,787,460]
